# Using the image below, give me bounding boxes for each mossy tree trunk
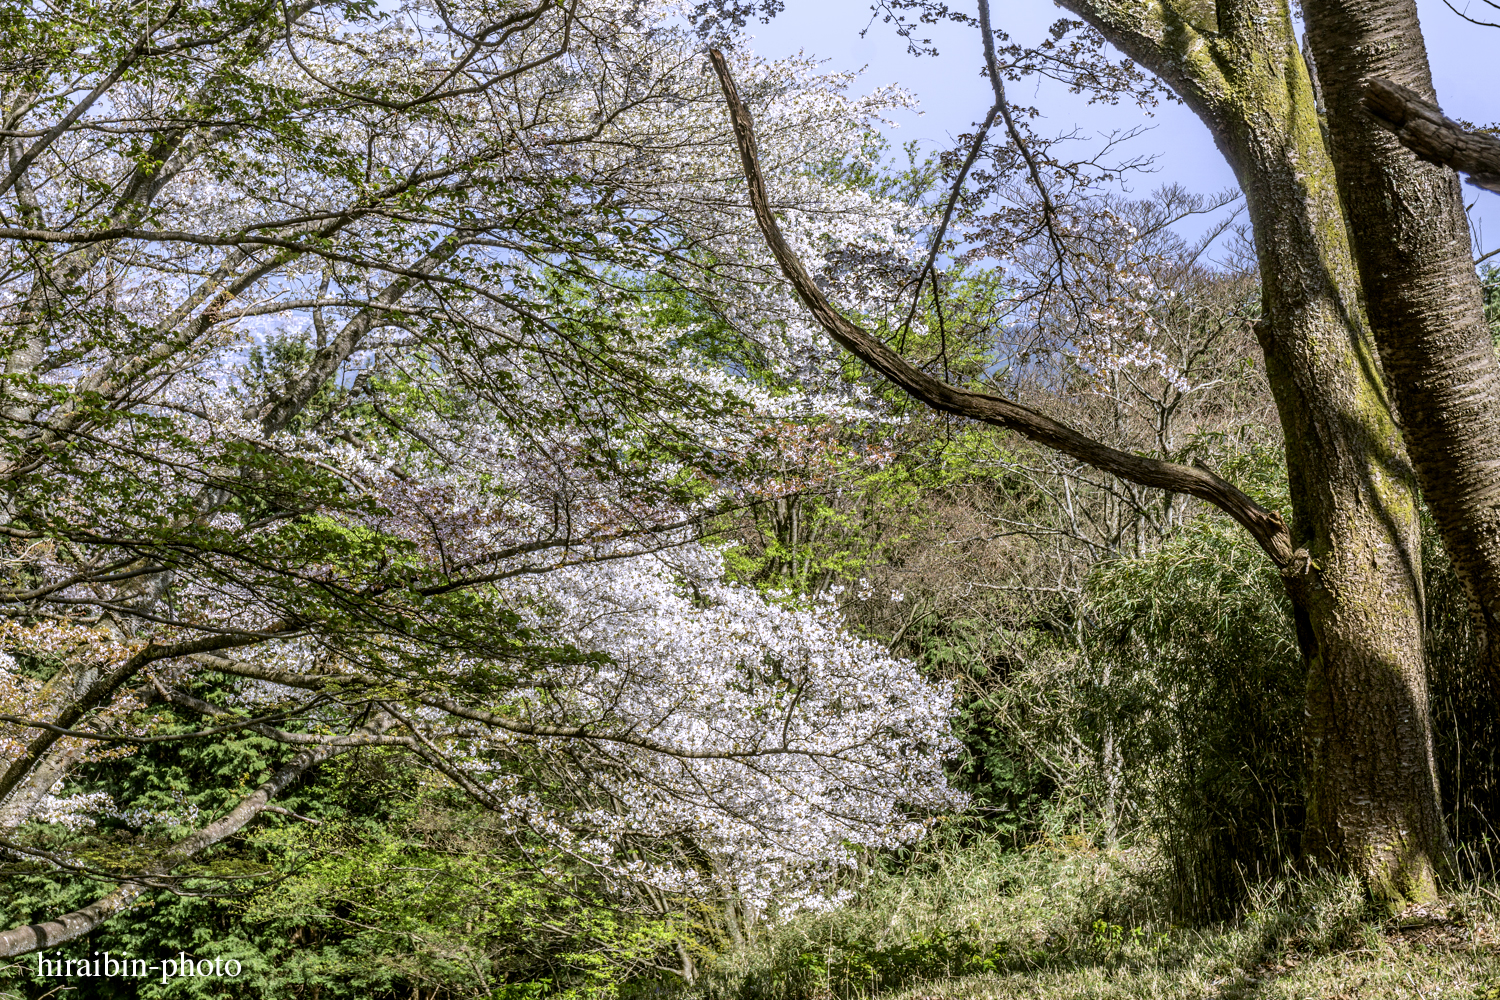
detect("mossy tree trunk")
[1301,0,1500,691]
[714,0,1468,901]
[1054,0,1448,900]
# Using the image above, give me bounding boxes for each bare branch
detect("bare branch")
[1440,0,1500,28]
[707,48,1299,569]
[977,0,1065,262]
[901,100,1000,329]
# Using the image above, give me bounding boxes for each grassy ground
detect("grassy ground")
[696,834,1500,1000]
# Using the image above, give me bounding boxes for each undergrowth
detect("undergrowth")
[693,831,1500,1000]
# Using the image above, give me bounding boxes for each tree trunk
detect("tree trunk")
[713,0,1449,900]
[1041,0,1452,900]
[0,711,394,957]
[1301,0,1500,690]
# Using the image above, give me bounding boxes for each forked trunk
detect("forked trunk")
[1051,0,1451,899]
[1301,0,1500,691]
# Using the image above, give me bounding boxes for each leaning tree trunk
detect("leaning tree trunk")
[1046,0,1449,901]
[1301,0,1500,691]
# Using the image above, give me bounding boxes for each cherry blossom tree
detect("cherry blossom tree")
[0,0,963,961]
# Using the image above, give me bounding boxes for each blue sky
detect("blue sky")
[743,0,1499,261]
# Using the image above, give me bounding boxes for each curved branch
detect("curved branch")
[0,621,299,804]
[707,48,1298,569]
[0,711,391,957]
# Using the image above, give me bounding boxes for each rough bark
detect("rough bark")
[1299,1,1500,702]
[1362,78,1500,194]
[1056,0,1450,902]
[1055,0,1450,901]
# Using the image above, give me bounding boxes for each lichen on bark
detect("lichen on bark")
[1057,0,1447,902]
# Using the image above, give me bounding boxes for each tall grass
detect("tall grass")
[693,830,1500,1000]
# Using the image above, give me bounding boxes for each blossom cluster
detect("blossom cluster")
[0,0,963,920]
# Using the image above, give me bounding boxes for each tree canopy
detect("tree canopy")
[0,0,964,974]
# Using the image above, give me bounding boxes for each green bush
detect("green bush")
[0,683,705,1000]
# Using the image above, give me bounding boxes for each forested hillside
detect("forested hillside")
[1,0,1499,997]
